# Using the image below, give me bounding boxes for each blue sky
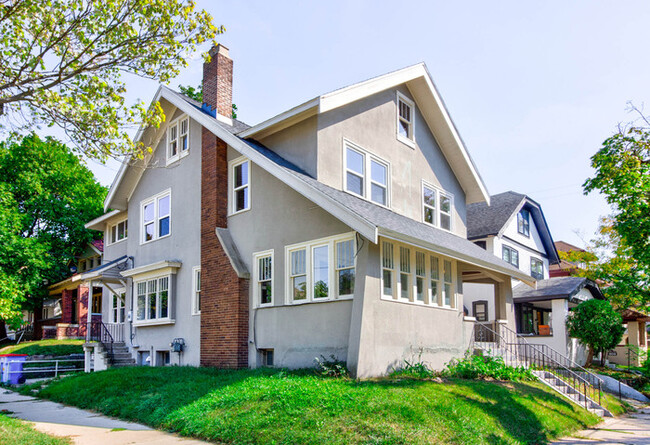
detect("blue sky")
[88,0,650,247]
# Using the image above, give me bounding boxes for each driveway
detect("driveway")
[552,405,650,445]
[0,389,209,445]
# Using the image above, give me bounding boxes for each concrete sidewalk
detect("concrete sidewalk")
[552,406,650,445]
[0,389,209,444]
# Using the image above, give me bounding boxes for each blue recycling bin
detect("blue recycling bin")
[0,354,27,384]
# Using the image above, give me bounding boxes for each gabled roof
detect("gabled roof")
[100,84,533,285]
[239,63,489,205]
[513,277,604,303]
[555,241,585,253]
[467,191,561,265]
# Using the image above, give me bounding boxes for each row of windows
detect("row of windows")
[502,244,544,279]
[253,235,357,307]
[381,240,457,308]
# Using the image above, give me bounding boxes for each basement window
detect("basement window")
[260,349,274,366]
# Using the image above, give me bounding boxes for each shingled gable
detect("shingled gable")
[467,191,561,265]
[239,63,490,205]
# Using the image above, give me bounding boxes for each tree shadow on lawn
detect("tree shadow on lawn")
[448,380,594,445]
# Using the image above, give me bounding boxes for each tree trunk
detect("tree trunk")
[585,346,594,367]
[0,321,7,340]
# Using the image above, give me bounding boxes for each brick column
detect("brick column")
[61,289,73,323]
[200,130,249,368]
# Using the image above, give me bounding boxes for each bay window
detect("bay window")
[286,234,355,304]
[136,275,170,322]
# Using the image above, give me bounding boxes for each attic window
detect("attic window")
[518,209,530,237]
[422,182,453,232]
[396,92,415,147]
[344,142,389,207]
[167,116,189,164]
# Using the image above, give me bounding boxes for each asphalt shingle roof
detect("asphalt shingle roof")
[240,139,525,278]
[513,276,602,301]
[466,191,526,239]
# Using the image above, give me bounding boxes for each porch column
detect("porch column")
[494,280,515,332]
[551,299,569,356]
[639,322,647,347]
[628,321,640,347]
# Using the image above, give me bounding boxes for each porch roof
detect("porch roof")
[620,309,650,323]
[71,255,129,284]
[513,276,604,303]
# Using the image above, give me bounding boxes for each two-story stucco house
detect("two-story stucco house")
[82,45,536,377]
[464,191,604,365]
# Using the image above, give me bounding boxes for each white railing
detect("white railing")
[5,358,84,380]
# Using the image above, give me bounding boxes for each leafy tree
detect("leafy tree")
[566,299,625,366]
[0,134,106,332]
[583,115,650,309]
[179,83,238,119]
[0,0,223,161]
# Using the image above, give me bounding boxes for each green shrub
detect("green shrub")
[314,355,349,377]
[389,360,436,379]
[444,354,535,381]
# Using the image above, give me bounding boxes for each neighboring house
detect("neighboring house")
[83,45,534,377]
[37,240,105,340]
[464,192,605,364]
[550,240,589,278]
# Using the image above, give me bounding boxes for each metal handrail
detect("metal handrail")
[473,322,602,409]
[83,320,115,364]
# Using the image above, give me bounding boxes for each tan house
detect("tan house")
[83,46,535,376]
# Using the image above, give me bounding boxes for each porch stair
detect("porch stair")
[532,370,611,417]
[472,323,609,417]
[108,342,135,368]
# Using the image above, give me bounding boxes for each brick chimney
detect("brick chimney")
[202,44,233,118]
[200,45,249,369]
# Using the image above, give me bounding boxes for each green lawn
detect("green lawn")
[0,340,84,357]
[23,366,611,444]
[0,414,69,445]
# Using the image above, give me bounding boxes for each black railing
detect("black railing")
[471,322,603,410]
[83,320,115,364]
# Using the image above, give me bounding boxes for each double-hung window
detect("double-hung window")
[518,209,530,237]
[167,116,189,163]
[142,191,171,243]
[286,234,356,304]
[422,183,453,231]
[381,241,395,298]
[381,239,456,309]
[109,219,128,244]
[397,92,415,146]
[231,158,251,214]
[399,246,411,300]
[135,276,170,322]
[112,291,126,323]
[502,245,519,268]
[254,251,273,306]
[344,142,389,207]
[531,258,544,280]
[192,267,201,315]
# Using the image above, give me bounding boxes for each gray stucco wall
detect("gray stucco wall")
[226,146,355,369]
[316,85,468,237]
[102,105,202,366]
[257,115,318,178]
[348,240,474,377]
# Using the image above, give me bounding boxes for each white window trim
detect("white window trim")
[107,217,128,246]
[140,189,171,245]
[253,250,274,308]
[191,266,201,316]
[284,232,356,305]
[342,139,391,208]
[110,288,126,324]
[166,115,190,166]
[380,238,458,311]
[421,181,454,233]
[396,92,416,149]
[228,156,252,216]
[133,274,174,326]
